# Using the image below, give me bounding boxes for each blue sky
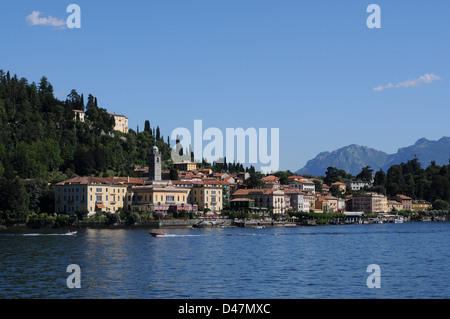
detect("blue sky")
[1,1,449,172]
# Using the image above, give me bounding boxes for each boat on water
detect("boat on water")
[66,231,77,235]
[149,232,167,237]
[394,216,404,223]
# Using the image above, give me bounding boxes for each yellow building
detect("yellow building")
[55,177,128,216]
[331,182,346,193]
[189,181,223,212]
[173,161,197,172]
[110,113,128,133]
[232,188,285,215]
[387,200,403,212]
[126,183,193,213]
[315,195,338,213]
[412,200,432,212]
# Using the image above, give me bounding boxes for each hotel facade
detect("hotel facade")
[55,176,128,216]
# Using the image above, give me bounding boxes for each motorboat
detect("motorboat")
[66,231,77,235]
[149,232,167,237]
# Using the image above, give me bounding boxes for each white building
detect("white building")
[284,189,310,212]
[289,178,315,194]
[347,180,372,191]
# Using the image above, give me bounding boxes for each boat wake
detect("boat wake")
[21,231,77,236]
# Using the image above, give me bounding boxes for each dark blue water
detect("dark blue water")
[0,222,449,299]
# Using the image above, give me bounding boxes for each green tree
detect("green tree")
[356,166,373,182]
[432,199,448,210]
[373,169,386,186]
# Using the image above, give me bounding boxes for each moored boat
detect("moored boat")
[394,217,404,223]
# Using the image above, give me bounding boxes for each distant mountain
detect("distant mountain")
[296,145,389,176]
[296,137,450,176]
[382,137,450,171]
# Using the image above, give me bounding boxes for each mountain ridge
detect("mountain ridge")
[296,137,450,176]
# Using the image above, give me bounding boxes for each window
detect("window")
[96,188,102,192]
[96,195,102,202]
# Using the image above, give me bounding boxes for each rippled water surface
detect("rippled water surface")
[0,222,449,298]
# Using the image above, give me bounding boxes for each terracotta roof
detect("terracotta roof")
[109,113,127,118]
[288,175,306,180]
[56,176,146,186]
[283,188,305,195]
[57,176,121,186]
[232,188,284,196]
[261,175,280,182]
[230,198,255,202]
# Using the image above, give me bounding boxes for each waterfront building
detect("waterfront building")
[229,198,255,210]
[284,188,309,212]
[395,194,413,211]
[337,198,346,212]
[387,200,403,212]
[188,181,223,212]
[412,200,432,212]
[126,182,195,214]
[55,176,128,216]
[350,192,388,214]
[314,195,338,213]
[232,188,286,215]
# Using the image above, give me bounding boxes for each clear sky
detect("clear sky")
[1,0,449,172]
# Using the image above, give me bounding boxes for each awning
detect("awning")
[96,203,105,209]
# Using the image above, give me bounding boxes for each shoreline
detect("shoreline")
[1,216,448,231]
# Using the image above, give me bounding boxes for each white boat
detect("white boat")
[394,216,404,223]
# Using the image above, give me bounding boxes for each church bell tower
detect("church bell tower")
[148,146,161,182]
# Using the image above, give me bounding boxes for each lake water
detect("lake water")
[0,222,449,299]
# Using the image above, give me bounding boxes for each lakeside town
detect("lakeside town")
[49,111,448,229]
[0,98,448,229]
